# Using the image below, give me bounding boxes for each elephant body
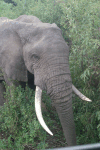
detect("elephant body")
[0,15,76,146]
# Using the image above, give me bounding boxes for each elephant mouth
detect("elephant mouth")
[35,85,92,136]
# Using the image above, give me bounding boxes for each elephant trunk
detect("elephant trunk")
[47,74,76,146]
[54,91,76,146]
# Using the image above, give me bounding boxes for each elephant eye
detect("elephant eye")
[32,54,40,60]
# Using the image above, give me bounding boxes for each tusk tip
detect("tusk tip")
[35,86,53,137]
[49,132,53,136]
[84,98,92,102]
[45,128,53,136]
[88,100,92,102]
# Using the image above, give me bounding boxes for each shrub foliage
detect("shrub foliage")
[0,84,48,149]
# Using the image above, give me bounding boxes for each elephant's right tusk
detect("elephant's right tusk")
[72,84,92,102]
[35,86,53,136]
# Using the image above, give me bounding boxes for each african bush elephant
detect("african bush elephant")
[0,15,91,146]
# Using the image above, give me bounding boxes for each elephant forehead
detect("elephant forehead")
[23,26,65,55]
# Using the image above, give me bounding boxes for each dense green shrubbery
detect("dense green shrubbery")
[0,0,14,18]
[60,0,100,87]
[96,111,100,139]
[73,96,100,144]
[0,84,48,149]
[0,0,63,25]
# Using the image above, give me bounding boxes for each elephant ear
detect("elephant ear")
[0,28,28,82]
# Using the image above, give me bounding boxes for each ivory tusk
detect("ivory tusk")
[35,86,53,136]
[72,84,92,102]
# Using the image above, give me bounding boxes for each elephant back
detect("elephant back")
[0,17,11,26]
[14,15,42,24]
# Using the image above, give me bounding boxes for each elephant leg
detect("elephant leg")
[0,81,6,106]
[3,73,21,87]
[3,73,21,99]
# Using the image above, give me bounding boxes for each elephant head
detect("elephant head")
[0,15,91,146]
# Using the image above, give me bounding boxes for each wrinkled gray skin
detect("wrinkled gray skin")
[0,15,76,146]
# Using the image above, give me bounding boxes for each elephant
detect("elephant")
[0,15,92,146]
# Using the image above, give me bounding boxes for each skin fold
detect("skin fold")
[0,15,91,146]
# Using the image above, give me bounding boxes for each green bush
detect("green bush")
[0,84,48,149]
[60,0,100,87]
[73,97,100,145]
[5,0,63,25]
[0,0,15,18]
[96,111,100,140]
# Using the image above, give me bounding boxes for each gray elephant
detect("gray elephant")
[0,15,91,146]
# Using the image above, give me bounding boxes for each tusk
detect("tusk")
[35,86,53,136]
[72,84,92,102]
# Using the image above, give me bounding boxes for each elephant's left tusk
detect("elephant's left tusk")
[72,84,92,102]
[35,86,53,136]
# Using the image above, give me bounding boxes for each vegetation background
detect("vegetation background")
[0,0,100,149]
